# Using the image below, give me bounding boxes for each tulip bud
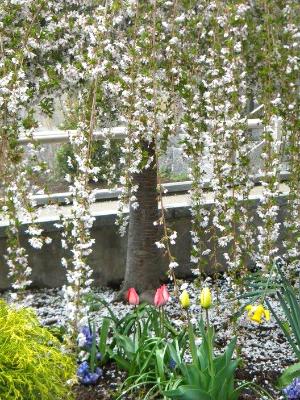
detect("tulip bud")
[154,288,164,307]
[200,287,212,309]
[161,284,170,302]
[154,285,170,307]
[126,288,139,305]
[180,290,190,309]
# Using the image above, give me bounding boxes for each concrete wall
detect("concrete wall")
[0,195,289,290]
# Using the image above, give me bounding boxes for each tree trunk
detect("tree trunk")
[119,140,161,300]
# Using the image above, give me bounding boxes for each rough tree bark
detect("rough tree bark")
[119,140,161,301]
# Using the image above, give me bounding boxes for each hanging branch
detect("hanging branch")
[178,1,209,277]
[58,2,119,341]
[60,85,98,343]
[280,1,300,265]
[0,1,54,301]
[215,2,252,280]
[154,0,181,291]
[249,0,288,271]
[199,2,252,282]
[116,1,140,236]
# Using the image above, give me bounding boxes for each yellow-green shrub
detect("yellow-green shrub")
[0,300,76,400]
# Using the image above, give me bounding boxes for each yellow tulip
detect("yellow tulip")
[245,304,270,324]
[180,290,190,309]
[200,287,212,309]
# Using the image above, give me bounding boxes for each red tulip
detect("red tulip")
[154,285,170,307]
[154,288,164,307]
[161,284,170,302]
[126,288,139,305]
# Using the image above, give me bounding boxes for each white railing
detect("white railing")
[19,119,263,145]
[18,118,278,205]
[19,126,127,144]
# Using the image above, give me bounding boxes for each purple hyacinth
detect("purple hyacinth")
[283,378,300,399]
[77,361,89,376]
[78,326,94,349]
[77,361,102,385]
[169,358,176,370]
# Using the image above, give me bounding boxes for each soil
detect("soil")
[73,364,126,400]
[72,367,282,400]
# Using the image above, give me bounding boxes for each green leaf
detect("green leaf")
[165,385,211,400]
[168,339,182,366]
[266,299,300,359]
[99,317,111,363]
[137,338,160,374]
[181,364,208,389]
[97,298,119,324]
[278,362,300,388]
[155,348,166,381]
[109,350,131,371]
[284,288,300,341]
[188,321,198,367]
[115,334,135,355]
[211,360,237,396]
[89,322,97,372]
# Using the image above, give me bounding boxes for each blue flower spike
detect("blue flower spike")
[283,378,300,400]
[78,326,94,349]
[169,358,176,370]
[77,361,102,385]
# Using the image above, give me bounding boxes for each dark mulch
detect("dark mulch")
[74,383,108,400]
[73,366,281,400]
[236,367,281,399]
[73,364,127,400]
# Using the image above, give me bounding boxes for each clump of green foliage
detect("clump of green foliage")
[0,300,76,400]
[159,166,189,183]
[55,140,122,185]
[55,95,122,185]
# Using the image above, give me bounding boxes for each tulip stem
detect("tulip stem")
[204,310,215,377]
[159,307,163,336]
[205,309,209,328]
[187,312,198,366]
[136,305,140,341]
[186,309,197,365]
[186,309,190,324]
[134,305,137,346]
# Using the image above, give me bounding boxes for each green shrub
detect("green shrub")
[0,300,76,400]
[55,140,122,185]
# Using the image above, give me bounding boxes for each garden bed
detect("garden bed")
[1,277,293,399]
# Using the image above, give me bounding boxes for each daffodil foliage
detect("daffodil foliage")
[0,0,299,334]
